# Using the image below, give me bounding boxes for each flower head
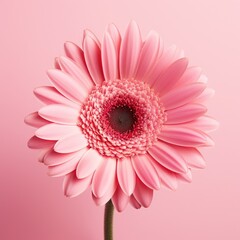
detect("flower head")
[25,21,218,211]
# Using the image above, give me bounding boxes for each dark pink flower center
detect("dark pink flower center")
[108,105,136,133]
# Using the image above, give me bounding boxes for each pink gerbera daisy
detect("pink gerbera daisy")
[25,21,218,212]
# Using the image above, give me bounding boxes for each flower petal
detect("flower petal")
[176,169,192,183]
[120,21,142,80]
[129,195,141,209]
[133,177,153,208]
[106,23,121,51]
[161,83,206,110]
[182,116,219,132]
[54,57,61,69]
[194,88,215,103]
[117,157,136,196]
[152,58,188,96]
[34,86,79,108]
[54,133,88,153]
[37,148,52,163]
[92,157,116,198]
[150,156,178,190]
[47,153,81,177]
[177,66,202,86]
[135,31,162,82]
[158,125,214,147]
[38,104,80,125]
[198,74,208,83]
[83,35,104,85]
[166,103,207,124]
[101,32,118,81]
[59,56,93,89]
[148,140,188,173]
[28,136,55,149]
[175,146,206,169]
[47,69,89,103]
[112,186,129,212]
[76,148,103,179]
[106,23,121,78]
[92,183,117,206]
[38,148,52,163]
[64,41,87,67]
[36,123,80,140]
[24,112,50,128]
[146,45,177,86]
[44,148,86,166]
[131,155,160,190]
[63,172,92,198]
[83,29,101,47]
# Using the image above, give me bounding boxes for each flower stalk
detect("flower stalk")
[104,200,114,240]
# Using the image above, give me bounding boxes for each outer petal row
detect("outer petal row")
[120,21,142,80]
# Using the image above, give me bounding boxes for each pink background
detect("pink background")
[1,0,239,239]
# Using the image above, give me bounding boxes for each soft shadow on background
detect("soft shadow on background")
[1,0,239,239]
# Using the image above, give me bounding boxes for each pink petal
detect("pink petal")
[133,177,153,208]
[44,148,86,166]
[92,157,116,198]
[158,125,214,147]
[83,29,101,47]
[120,21,142,80]
[129,195,141,209]
[28,136,55,149]
[92,183,117,206]
[183,116,219,132]
[112,186,129,212]
[47,154,80,177]
[101,32,118,81]
[64,41,87,67]
[176,169,192,183]
[146,45,178,86]
[153,44,184,82]
[150,156,178,190]
[152,58,188,96]
[194,88,215,103]
[159,44,178,69]
[161,83,206,110]
[24,112,50,128]
[76,148,103,179]
[47,69,89,103]
[83,35,104,85]
[117,157,136,196]
[54,57,61,69]
[106,23,121,51]
[36,123,80,140]
[54,133,88,153]
[63,172,92,198]
[106,23,121,78]
[135,31,162,82]
[38,104,80,125]
[38,148,52,163]
[132,155,160,190]
[34,86,79,108]
[58,56,93,89]
[148,140,188,173]
[198,74,208,83]
[175,146,206,169]
[166,103,207,124]
[177,66,202,86]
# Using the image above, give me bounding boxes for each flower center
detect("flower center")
[79,79,166,158]
[108,105,136,133]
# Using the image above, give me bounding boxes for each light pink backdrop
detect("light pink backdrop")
[1,0,239,239]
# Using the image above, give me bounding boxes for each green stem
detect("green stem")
[104,200,114,240]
